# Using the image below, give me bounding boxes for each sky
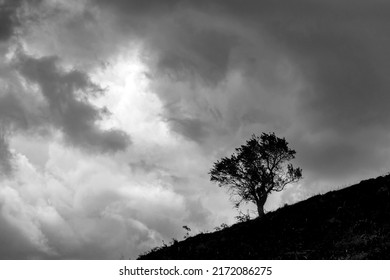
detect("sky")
[1,0,390,259]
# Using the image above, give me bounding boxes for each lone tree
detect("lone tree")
[209,132,302,218]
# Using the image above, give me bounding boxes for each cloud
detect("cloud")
[0,145,206,259]
[0,0,22,42]
[0,185,56,259]
[0,0,229,259]
[0,126,13,176]
[91,0,390,186]
[13,53,131,153]
[17,0,132,70]
[93,0,240,84]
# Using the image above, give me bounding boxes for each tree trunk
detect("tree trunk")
[256,202,264,218]
[256,195,267,218]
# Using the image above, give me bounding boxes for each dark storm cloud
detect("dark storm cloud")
[93,0,237,84]
[0,91,39,131]
[93,0,390,183]
[0,63,49,172]
[0,0,24,175]
[16,54,131,153]
[169,117,210,143]
[0,0,44,42]
[0,0,22,41]
[0,127,13,176]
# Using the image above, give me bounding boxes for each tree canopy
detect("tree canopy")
[210,132,302,217]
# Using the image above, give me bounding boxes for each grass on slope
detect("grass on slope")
[138,174,390,260]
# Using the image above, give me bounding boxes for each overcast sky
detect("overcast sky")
[1,0,390,259]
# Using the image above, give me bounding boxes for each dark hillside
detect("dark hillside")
[138,174,390,259]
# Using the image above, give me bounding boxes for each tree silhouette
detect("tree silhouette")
[210,132,302,218]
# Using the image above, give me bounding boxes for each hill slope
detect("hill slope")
[139,174,390,259]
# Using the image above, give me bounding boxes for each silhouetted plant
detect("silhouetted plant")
[235,210,252,223]
[214,223,228,231]
[214,226,221,231]
[220,223,228,229]
[182,225,191,239]
[210,132,302,218]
